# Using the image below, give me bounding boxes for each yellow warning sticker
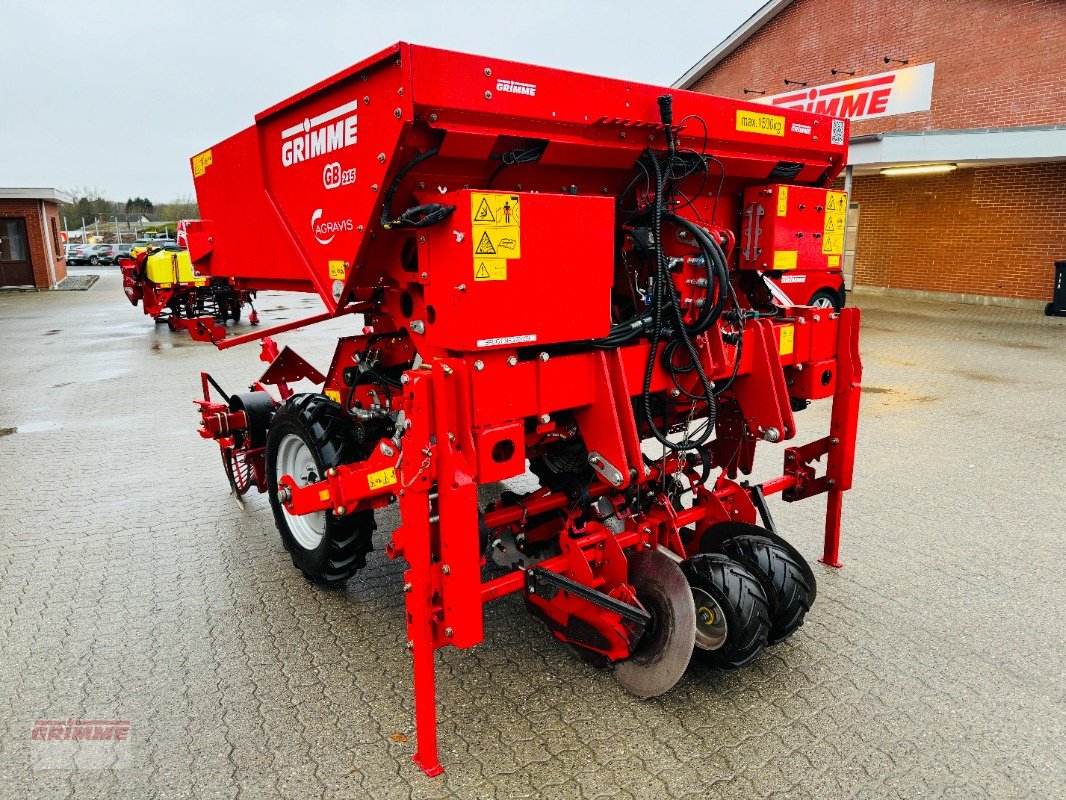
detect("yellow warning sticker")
[470,192,521,280]
[773,250,798,271]
[328,260,346,280]
[822,191,847,256]
[736,109,785,137]
[471,193,520,226]
[367,467,398,491]
[192,149,213,178]
[473,226,521,258]
[324,388,341,404]
[779,325,795,356]
[474,258,508,281]
[827,255,840,267]
[777,186,789,217]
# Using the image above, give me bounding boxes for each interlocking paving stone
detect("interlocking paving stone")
[0,273,1062,798]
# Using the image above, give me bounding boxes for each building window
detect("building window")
[50,216,62,257]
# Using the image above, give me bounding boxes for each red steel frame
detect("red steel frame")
[187,43,862,776]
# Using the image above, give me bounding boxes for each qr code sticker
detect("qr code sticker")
[831,119,845,145]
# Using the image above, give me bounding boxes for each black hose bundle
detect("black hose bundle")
[638,164,716,450]
[380,148,456,229]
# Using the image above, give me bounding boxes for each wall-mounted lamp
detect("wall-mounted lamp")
[742,88,766,95]
[830,68,855,77]
[883,56,910,65]
[783,78,808,87]
[880,163,957,177]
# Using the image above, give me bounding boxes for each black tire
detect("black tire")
[720,535,815,645]
[230,299,242,323]
[89,256,99,266]
[682,553,770,670]
[808,289,841,311]
[700,522,818,606]
[265,393,376,585]
[1046,302,1056,317]
[228,391,275,448]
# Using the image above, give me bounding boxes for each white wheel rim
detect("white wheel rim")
[812,296,834,309]
[276,433,326,550]
[692,587,728,650]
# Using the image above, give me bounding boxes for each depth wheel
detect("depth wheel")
[682,553,770,670]
[721,535,815,645]
[230,299,242,323]
[266,393,376,586]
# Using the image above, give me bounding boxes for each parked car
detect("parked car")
[92,244,118,265]
[113,243,133,261]
[66,244,110,266]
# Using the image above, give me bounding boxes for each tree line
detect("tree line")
[60,187,199,227]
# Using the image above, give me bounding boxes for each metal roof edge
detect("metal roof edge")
[0,188,72,203]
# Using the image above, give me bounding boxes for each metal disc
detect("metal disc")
[614,549,697,698]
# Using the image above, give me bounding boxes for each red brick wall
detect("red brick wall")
[691,0,1066,136]
[848,162,1066,301]
[0,199,67,288]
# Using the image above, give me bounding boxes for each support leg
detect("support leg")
[820,488,844,567]
[410,633,443,776]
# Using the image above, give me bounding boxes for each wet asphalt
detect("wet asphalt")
[0,272,1063,799]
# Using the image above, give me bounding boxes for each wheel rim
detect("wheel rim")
[812,296,834,309]
[275,433,326,550]
[691,587,728,650]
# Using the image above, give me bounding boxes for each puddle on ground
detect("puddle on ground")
[150,338,190,351]
[1000,340,1049,351]
[951,368,1013,384]
[861,386,938,405]
[13,421,61,433]
[880,355,919,368]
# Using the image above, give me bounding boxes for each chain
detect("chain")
[399,447,432,489]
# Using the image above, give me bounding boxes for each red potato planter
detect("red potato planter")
[187,43,862,776]
[119,240,259,336]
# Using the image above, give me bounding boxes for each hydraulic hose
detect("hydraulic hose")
[660,211,730,335]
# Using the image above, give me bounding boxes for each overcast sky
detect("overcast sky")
[3,1,759,204]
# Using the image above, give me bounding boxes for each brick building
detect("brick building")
[675,0,1066,307]
[0,189,70,289]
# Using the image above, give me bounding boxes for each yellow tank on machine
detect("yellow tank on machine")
[144,249,207,288]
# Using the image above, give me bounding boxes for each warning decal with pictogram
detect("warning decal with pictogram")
[475,231,497,255]
[469,192,522,279]
[474,197,496,223]
[822,191,847,256]
[474,258,507,281]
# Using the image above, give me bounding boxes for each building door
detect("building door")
[842,203,859,292]
[0,218,34,287]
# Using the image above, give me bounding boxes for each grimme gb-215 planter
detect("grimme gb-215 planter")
[189,43,861,776]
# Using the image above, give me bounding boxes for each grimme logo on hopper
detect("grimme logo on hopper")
[281,99,358,167]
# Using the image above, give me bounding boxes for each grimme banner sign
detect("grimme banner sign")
[755,63,935,122]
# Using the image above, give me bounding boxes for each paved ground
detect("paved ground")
[0,273,1062,799]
